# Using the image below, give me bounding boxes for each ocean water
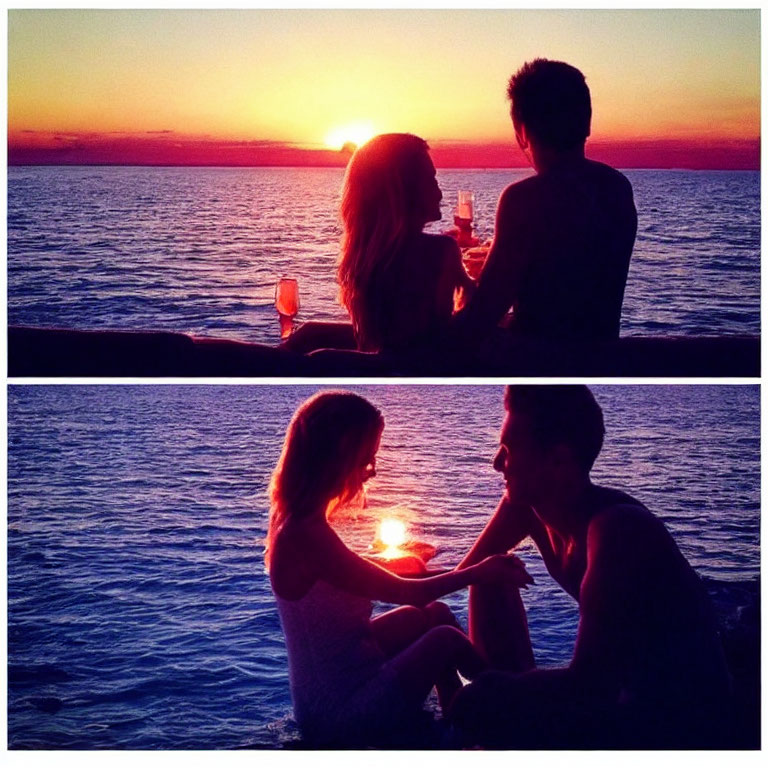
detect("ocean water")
[7,385,760,749]
[7,166,760,342]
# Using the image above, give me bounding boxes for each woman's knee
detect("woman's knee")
[423,624,473,654]
[425,600,461,629]
[400,605,430,633]
[419,626,486,683]
[372,605,428,646]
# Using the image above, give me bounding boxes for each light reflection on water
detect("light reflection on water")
[7,385,759,748]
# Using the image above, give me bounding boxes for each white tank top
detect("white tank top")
[274,579,386,734]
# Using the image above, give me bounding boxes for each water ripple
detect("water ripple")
[7,385,760,748]
[7,167,760,340]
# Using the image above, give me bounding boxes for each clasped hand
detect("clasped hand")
[473,553,534,588]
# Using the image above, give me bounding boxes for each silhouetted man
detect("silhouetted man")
[453,386,731,749]
[455,60,637,341]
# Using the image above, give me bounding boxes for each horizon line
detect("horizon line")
[7,162,761,172]
[8,134,760,171]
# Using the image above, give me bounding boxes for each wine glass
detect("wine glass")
[275,278,300,339]
[455,190,477,248]
[456,190,474,222]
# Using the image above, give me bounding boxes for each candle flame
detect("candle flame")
[379,518,407,549]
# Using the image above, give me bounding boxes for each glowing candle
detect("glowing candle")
[368,515,433,576]
[379,518,407,553]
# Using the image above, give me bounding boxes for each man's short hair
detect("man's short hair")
[507,59,591,150]
[504,385,604,472]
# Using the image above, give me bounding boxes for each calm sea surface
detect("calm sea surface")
[7,166,760,341]
[8,385,760,749]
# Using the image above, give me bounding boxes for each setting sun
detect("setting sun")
[324,121,376,152]
[7,11,759,169]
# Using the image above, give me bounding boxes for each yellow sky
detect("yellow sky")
[8,9,760,147]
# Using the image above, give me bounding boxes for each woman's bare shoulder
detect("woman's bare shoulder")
[416,233,462,266]
[420,232,461,251]
[270,519,325,599]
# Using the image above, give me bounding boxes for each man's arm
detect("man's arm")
[569,505,655,697]
[451,506,653,748]
[463,507,642,699]
[494,507,644,697]
[458,494,535,568]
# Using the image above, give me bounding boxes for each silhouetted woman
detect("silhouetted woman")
[266,391,531,746]
[284,134,474,357]
[338,133,474,352]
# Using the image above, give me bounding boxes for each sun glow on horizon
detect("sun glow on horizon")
[7,10,760,169]
[324,121,376,152]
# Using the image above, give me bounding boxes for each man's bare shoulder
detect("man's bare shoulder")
[500,174,542,201]
[584,159,634,195]
[592,500,653,528]
[497,175,544,221]
[587,500,669,565]
[576,503,667,610]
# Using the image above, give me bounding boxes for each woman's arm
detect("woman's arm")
[280,321,357,354]
[443,235,477,293]
[451,184,530,339]
[313,523,532,607]
[438,237,476,311]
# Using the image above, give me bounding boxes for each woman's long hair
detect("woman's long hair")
[265,392,384,566]
[338,133,431,351]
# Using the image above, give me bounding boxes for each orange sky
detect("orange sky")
[7,9,761,169]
